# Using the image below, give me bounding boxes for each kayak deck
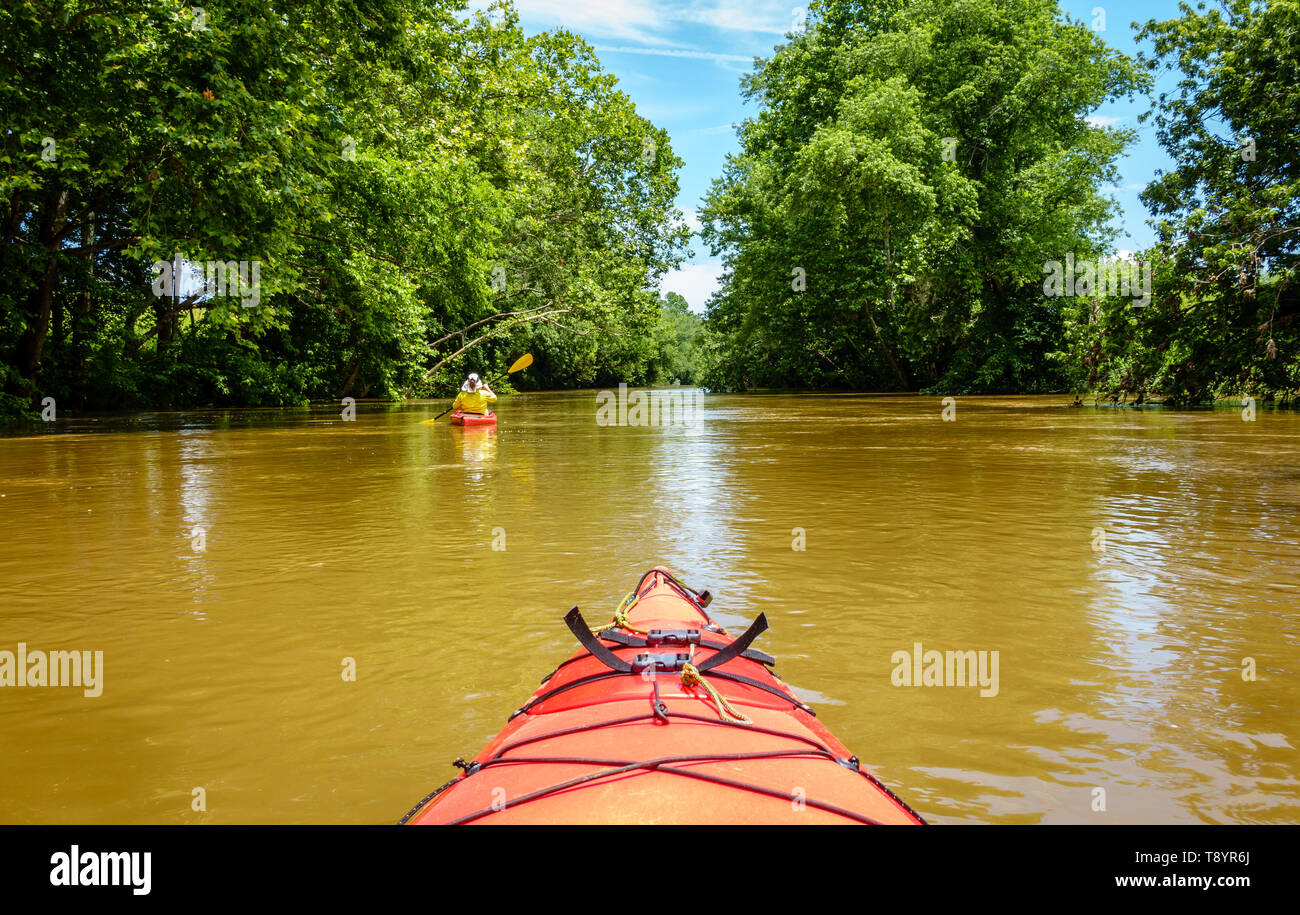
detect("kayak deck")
[403,568,924,825]
[449,411,496,426]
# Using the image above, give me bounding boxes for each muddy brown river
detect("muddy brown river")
[1,391,1296,823]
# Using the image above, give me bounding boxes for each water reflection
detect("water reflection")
[0,393,1297,824]
[642,391,755,619]
[177,431,217,616]
[451,425,498,469]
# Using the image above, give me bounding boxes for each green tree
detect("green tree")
[700,0,1147,393]
[1,1,689,417]
[2,0,348,407]
[1080,0,1300,404]
[645,292,703,384]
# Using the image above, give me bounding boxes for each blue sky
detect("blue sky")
[492,1,1189,312]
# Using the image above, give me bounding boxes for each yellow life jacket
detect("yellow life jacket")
[453,387,496,414]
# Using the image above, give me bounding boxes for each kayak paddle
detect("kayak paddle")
[422,353,533,423]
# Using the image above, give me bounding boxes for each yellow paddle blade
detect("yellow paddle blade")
[508,353,533,374]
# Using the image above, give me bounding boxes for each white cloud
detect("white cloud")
[506,0,670,44]
[1086,115,1125,128]
[659,258,724,313]
[594,44,754,64]
[675,2,793,35]
[506,0,797,45]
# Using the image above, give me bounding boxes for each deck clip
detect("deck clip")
[645,628,702,646]
[452,757,482,776]
[633,652,691,673]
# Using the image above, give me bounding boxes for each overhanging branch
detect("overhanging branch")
[402,304,571,397]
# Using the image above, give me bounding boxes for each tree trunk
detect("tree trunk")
[156,271,177,352]
[0,190,24,279]
[71,210,96,407]
[16,186,67,380]
[340,358,361,398]
[860,298,911,390]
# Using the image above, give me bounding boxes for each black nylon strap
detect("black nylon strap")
[525,660,810,719]
[530,607,802,718]
[563,606,632,672]
[696,613,768,672]
[596,629,687,648]
[596,628,777,667]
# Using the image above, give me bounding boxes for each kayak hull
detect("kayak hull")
[449,411,496,426]
[403,568,924,825]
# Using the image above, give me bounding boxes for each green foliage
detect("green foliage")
[700,0,1146,393]
[11,0,1289,413]
[1076,0,1300,405]
[0,1,689,417]
[649,292,705,385]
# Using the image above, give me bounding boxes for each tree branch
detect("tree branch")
[126,293,204,354]
[426,301,554,349]
[402,305,571,397]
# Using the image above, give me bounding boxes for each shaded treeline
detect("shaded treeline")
[699,0,1299,404]
[1,0,697,419]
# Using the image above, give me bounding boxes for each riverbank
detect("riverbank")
[8,386,1300,434]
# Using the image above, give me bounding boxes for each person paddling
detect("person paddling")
[451,373,497,416]
[422,355,531,425]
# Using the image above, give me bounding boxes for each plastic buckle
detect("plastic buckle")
[632,652,690,672]
[645,629,701,647]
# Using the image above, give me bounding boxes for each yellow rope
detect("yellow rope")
[590,591,649,636]
[681,662,752,725]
